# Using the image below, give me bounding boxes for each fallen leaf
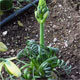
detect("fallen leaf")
[17,20,24,27]
[4,60,21,77]
[0,42,8,52]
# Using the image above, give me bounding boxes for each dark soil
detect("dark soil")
[0,0,80,80]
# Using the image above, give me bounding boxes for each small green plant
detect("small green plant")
[16,0,72,80]
[0,0,72,80]
[17,40,71,80]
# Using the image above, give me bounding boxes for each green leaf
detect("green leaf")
[0,62,4,72]
[4,60,21,77]
[0,42,8,52]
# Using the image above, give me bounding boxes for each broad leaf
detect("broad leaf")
[4,60,21,77]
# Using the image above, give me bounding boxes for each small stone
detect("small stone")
[52,25,59,30]
[53,38,57,42]
[10,49,15,53]
[2,31,8,36]
[6,42,10,46]
[69,30,71,33]
[36,34,38,37]
[71,75,76,80]
[25,28,27,31]
[58,4,62,8]
[13,55,16,57]
[52,25,57,28]
[17,36,20,39]
[68,16,71,18]
[13,22,16,24]
[47,30,50,32]
[4,53,7,55]
[64,41,68,47]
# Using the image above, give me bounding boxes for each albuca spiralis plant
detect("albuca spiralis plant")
[16,0,71,80]
[0,0,71,80]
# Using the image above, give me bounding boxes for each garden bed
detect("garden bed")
[0,0,80,80]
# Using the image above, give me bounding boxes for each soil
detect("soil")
[0,0,80,80]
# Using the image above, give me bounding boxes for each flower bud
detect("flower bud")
[35,0,49,24]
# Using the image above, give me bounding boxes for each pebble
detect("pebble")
[52,25,57,28]
[47,30,50,32]
[58,4,62,8]
[69,30,71,33]
[64,41,68,47]
[53,38,57,42]
[3,53,7,55]
[10,49,15,53]
[36,34,38,38]
[2,31,8,36]
[52,25,60,30]
[6,42,10,46]
[71,75,76,80]
[68,16,71,19]
[13,22,16,25]
[17,36,20,39]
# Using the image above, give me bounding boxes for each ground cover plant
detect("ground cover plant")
[0,0,72,80]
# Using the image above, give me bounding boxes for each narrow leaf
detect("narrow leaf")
[0,62,4,72]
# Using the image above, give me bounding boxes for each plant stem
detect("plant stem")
[20,64,30,70]
[40,23,44,46]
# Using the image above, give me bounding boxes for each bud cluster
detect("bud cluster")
[35,0,49,24]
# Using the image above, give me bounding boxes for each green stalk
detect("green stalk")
[40,23,44,46]
[35,0,49,46]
